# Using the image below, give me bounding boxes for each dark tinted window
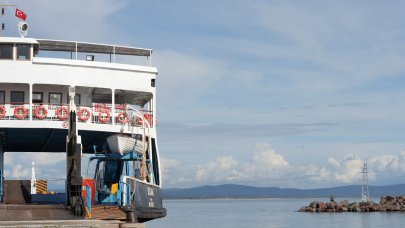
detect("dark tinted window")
[0,44,13,60]
[16,44,30,60]
[11,91,24,103]
[32,92,43,103]
[0,91,4,103]
[49,93,62,104]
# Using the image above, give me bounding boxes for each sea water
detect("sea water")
[148,198,405,228]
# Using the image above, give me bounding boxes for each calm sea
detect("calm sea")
[148,198,405,228]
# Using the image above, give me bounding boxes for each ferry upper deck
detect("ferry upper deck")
[0,37,158,153]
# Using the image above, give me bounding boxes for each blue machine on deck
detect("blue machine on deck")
[83,134,165,222]
[88,142,154,207]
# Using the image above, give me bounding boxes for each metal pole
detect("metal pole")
[113,46,116,63]
[29,84,32,120]
[66,87,84,216]
[112,89,115,125]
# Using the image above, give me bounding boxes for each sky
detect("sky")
[2,0,405,189]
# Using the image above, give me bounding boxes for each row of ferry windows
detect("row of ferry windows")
[0,91,80,104]
[0,44,31,60]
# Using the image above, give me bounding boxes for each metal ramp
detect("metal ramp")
[0,204,76,221]
[89,205,126,220]
[0,219,145,228]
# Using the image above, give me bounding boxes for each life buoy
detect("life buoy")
[136,114,152,126]
[98,109,110,123]
[78,108,91,122]
[34,106,48,120]
[136,117,143,125]
[144,114,152,126]
[0,106,6,119]
[56,106,69,121]
[117,112,128,124]
[14,106,28,119]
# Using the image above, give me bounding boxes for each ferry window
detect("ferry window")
[11,91,24,104]
[32,92,43,104]
[0,44,13,60]
[16,44,31,61]
[0,91,4,103]
[49,93,62,104]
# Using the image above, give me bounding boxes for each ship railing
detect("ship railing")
[119,177,162,209]
[0,103,30,120]
[120,176,137,206]
[0,103,154,127]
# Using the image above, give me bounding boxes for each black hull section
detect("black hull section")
[136,207,167,223]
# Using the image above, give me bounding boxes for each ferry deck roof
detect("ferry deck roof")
[0,128,114,153]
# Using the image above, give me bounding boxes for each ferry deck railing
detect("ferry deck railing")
[0,103,154,127]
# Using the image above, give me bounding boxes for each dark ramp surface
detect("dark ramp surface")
[4,180,31,204]
[0,204,76,220]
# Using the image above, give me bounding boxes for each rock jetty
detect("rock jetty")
[298,196,405,212]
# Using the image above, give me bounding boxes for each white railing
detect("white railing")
[0,103,154,127]
[0,103,30,120]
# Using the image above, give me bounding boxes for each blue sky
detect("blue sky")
[3,0,405,189]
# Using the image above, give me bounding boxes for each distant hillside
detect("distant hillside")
[163,184,405,199]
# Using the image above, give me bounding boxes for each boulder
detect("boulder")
[299,195,405,213]
[384,195,395,202]
[380,196,386,204]
[327,202,336,209]
[305,206,315,212]
[309,201,319,208]
[340,200,350,207]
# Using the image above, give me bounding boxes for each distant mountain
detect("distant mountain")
[163,184,405,199]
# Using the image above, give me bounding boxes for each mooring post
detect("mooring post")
[66,87,84,216]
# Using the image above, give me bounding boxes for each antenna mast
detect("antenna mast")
[361,161,369,202]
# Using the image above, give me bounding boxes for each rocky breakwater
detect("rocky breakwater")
[298,196,405,212]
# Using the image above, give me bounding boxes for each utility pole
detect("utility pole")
[361,161,370,202]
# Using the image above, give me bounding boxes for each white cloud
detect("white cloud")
[333,154,364,183]
[328,157,340,169]
[252,143,289,169]
[163,143,405,188]
[196,156,240,182]
[160,157,194,187]
[5,164,30,179]
[4,153,65,180]
[369,151,405,173]
[193,144,292,185]
[155,50,226,107]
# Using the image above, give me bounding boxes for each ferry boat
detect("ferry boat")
[0,21,166,222]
